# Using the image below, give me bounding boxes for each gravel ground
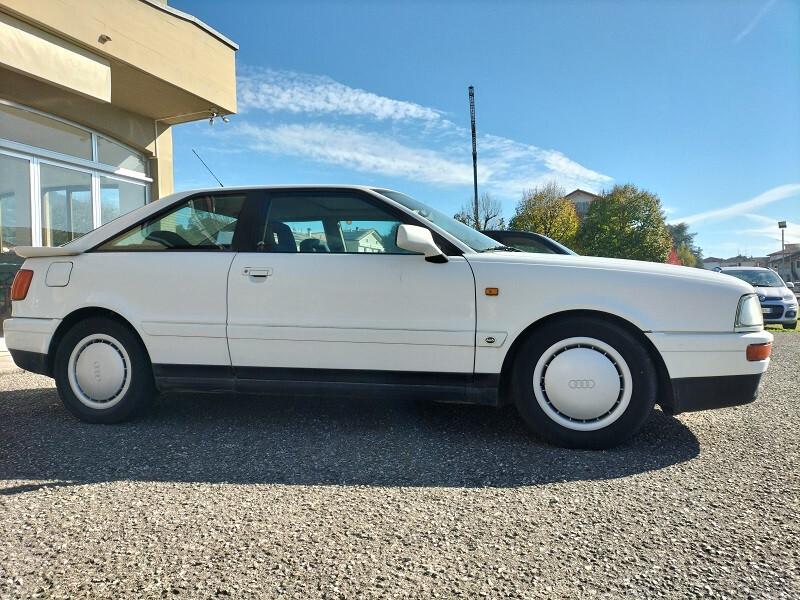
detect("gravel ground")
[0,336,798,599]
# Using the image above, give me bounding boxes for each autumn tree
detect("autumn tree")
[454,192,505,230]
[667,222,703,267]
[577,184,672,262]
[508,182,579,245]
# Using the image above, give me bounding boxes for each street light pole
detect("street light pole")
[779,220,787,278]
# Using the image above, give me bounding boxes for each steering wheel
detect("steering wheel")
[144,230,190,249]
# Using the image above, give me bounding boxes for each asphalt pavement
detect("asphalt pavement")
[0,335,797,599]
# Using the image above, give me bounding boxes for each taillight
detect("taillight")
[10,269,33,301]
[746,342,772,361]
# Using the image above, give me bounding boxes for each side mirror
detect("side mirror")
[396,224,448,263]
[787,282,795,290]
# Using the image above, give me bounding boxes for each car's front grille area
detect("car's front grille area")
[762,305,785,318]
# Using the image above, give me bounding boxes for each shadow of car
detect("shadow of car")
[0,384,700,494]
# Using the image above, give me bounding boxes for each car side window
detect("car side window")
[97,194,247,251]
[258,192,418,255]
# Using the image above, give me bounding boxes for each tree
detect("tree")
[454,192,505,230]
[667,222,703,268]
[577,184,672,262]
[676,243,697,267]
[508,182,579,245]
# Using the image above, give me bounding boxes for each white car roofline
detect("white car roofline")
[14,185,478,259]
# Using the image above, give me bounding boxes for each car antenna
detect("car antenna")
[192,148,224,187]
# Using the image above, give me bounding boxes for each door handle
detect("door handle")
[242,267,273,278]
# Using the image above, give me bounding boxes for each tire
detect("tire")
[783,322,797,330]
[53,316,155,423]
[511,317,657,449]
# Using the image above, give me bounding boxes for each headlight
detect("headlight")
[783,293,797,302]
[735,294,763,329]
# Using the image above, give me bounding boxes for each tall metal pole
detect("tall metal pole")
[779,221,787,278]
[469,86,479,228]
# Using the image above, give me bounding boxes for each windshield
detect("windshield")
[724,269,785,288]
[373,189,503,252]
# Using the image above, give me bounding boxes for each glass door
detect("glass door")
[40,162,92,247]
[0,151,32,329]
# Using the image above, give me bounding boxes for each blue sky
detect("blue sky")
[170,0,800,258]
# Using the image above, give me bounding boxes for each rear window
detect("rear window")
[96,195,246,251]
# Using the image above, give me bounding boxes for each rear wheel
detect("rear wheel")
[54,317,155,423]
[511,317,657,449]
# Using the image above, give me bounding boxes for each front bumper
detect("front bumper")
[646,330,772,416]
[667,373,762,415]
[761,301,798,325]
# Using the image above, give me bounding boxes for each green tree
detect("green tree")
[676,243,697,267]
[508,182,579,245]
[577,184,672,262]
[667,222,704,268]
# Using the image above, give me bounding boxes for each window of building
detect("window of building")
[97,136,147,174]
[100,176,148,224]
[0,100,152,324]
[0,102,92,160]
[40,163,93,247]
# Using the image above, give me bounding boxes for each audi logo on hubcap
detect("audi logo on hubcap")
[568,379,595,389]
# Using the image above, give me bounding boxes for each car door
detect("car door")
[91,190,256,369]
[226,188,476,377]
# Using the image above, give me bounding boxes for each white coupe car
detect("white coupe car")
[4,186,773,448]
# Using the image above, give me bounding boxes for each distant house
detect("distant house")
[343,229,384,253]
[702,255,768,270]
[766,243,800,283]
[564,189,601,220]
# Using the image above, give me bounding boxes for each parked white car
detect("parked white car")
[4,186,773,448]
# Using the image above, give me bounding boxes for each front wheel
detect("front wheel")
[54,317,155,423]
[511,318,657,449]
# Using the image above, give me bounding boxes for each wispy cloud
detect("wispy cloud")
[238,68,441,121]
[234,122,474,186]
[226,68,612,197]
[672,183,800,225]
[734,0,778,43]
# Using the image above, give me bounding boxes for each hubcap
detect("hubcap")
[533,337,632,432]
[68,334,131,409]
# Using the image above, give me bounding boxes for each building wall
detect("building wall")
[0,0,237,326]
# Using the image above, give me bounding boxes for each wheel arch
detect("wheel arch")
[47,307,149,376]
[498,309,674,412]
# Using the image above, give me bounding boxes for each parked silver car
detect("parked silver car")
[721,267,798,329]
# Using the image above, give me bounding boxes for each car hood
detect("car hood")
[752,285,792,299]
[464,251,756,332]
[468,251,753,291]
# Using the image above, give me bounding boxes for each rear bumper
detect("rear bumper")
[3,317,60,376]
[665,373,763,415]
[8,349,50,376]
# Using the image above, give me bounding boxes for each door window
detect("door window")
[259,192,417,254]
[97,194,246,251]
